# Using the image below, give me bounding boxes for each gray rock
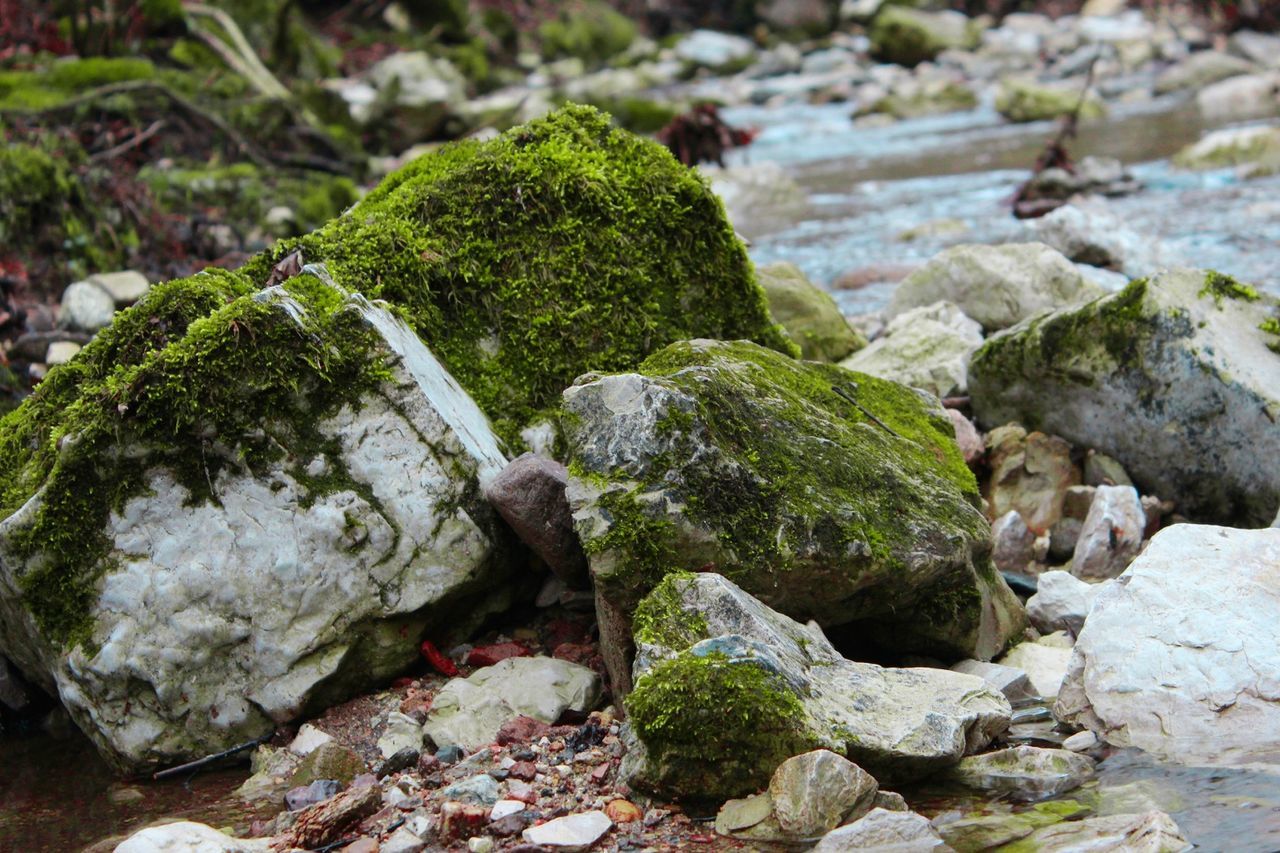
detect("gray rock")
[0,654,31,711]
[0,281,515,773]
[1019,156,1141,204]
[522,810,613,850]
[944,745,1095,802]
[377,712,425,759]
[1062,730,1099,752]
[769,749,878,837]
[715,791,776,839]
[380,826,428,853]
[484,453,589,587]
[1026,570,1112,636]
[564,339,1026,696]
[1072,486,1145,580]
[995,77,1107,123]
[951,659,1037,704]
[840,300,983,398]
[236,745,302,803]
[947,409,984,466]
[675,30,756,72]
[86,270,150,306]
[622,572,1012,800]
[365,51,466,132]
[441,773,501,806]
[1154,49,1257,94]
[758,261,866,363]
[1172,124,1280,172]
[706,162,809,240]
[971,269,1280,526]
[423,656,600,750]
[1014,810,1189,851]
[1084,450,1133,487]
[998,634,1073,699]
[870,8,981,67]
[813,808,949,852]
[1029,201,1178,278]
[984,425,1080,535]
[1229,30,1280,70]
[1049,485,1095,561]
[889,243,1101,333]
[1196,72,1280,121]
[285,779,342,810]
[1056,524,1280,766]
[58,280,116,332]
[112,820,274,852]
[759,0,837,35]
[992,510,1035,573]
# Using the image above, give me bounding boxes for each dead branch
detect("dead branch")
[89,118,167,162]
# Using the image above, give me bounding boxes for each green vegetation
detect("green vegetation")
[1199,270,1260,306]
[537,0,638,66]
[631,571,709,649]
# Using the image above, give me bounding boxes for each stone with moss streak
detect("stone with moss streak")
[969,269,1280,526]
[942,745,1095,802]
[566,338,1026,696]
[869,7,982,67]
[0,267,518,772]
[757,261,866,362]
[995,77,1107,124]
[622,573,1012,801]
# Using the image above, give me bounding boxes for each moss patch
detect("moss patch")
[537,0,637,66]
[247,104,793,444]
[631,571,708,649]
[1199,270,1260,306]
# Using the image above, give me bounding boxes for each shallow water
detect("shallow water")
[726,97,1280,315]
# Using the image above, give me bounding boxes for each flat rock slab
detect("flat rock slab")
[522,810,613,850]
[812,808,949,852]
[944,745,1095,802]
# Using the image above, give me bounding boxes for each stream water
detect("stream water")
[3,97,1280,852]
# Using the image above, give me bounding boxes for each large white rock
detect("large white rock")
[1195,72,1280,122]
[59,279,117,332]
[1056,524,1280,766]
[970,269,1280,526]
[1013,810,1189,852]
[840,301,983,398]
[113,821,272,853]
[422,656,601,750]
[1029,200,1180,279]
[522,810,613,850]
[812,808,949,852]
[0,281,514,773]
[1026,570,1112,636]
[888,243,1102,332]
[999,634,1074,699]
[943,745,1095,802]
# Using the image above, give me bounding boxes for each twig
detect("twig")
[831,384,905,441]
[89,119,167,162]
[184,2,292,101]
[152,732,273,780]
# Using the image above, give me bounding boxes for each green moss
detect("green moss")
[1261,316,1280,354]
[585,96,680,134]
[1199,270,1260,306]
[0,269,394,649]
[626,651,818,801]
[995,78,1107,124]
[246,104,793,445]
[537,0,637,66]
[47,58,156,90]
[631,571,708,648]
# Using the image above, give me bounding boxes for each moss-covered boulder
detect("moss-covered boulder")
[757,261,866,362]
[969,269,1280,526]
[564,339,1026,693]
[1172,125,1280,174]
[869,7,981,67]
[871,77,977,119]
[537,0,638,66]
[248,105,794,443]
[995,77,1107,123]
[0,269,518,772]
[621,572,1012,800]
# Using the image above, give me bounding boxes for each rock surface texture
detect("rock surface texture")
[564,339,1025,692]
[1056,524,1280,766]
[970,269,1280,526]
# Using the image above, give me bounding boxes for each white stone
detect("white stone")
[1196,72,1280,122]
[840,300,983,398]
[490,799,526,820]
[1026,570,1112,636]
[88,270,150,305]
[59,280,116,332]
[769,749,878,837]
[522,810,613,850]
[1029,201,1179,279]
[288,723,333,756]
[1014,810,1188,851]
[45,341,82,365]
[1056,525,1280,766]
[812,808,948,851]
[422,656,601,750]
[1072,485,1145,580]
[380,826,427,853]
[675,30,756,72]
[366,51,466,110]
[950,660,1036,704]
[113,821,272,852]
[998,635,1073,699]
[377,711,425,758]
[945,745,1095,802]
[1063,730,1099,752]
[888,243,1101,332]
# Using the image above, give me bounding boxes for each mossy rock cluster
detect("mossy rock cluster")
[995,78,1107,124]
[869,7,981,67]
[537,0,639,66]
[564,338,1026,686]
[757,261,867,362]
[248,104,793,443]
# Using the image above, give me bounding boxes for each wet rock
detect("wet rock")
[870,8,981,67]
[1026,570,1112,636]
[484,454,589,588]
[1072,485,1145,580]
[757,261,866,362]
[286,779,342,811]
[1172,124,1280,172]
[622,572,1012,800]
[1057,524,1280,766]
[112,820,273,852]
[934,798,1094,849]
[944,745,1095,802]
[769,749,878,837]
[1154,50,1257,94]
[970,270,1280,526]
[1018,156,1141,205]
[872,76,978,119]
[992,511,1035,573]
[1015,809,1189,851]
[291,742,367,787]
[998,634,1073,699]
[422,657,600,750]
[58,279,116,332]
[715,792,775,838]
[674,30,756,73]
[985,425,1080,535]
[951,659,1037,704]
[521,809,612,849]
[996,77,1107,123]
[812,808,949,852]
[888,243,1101,333]
[840,300,984,399]
[565,339,1026,696]
[947,410,984,467]
[1195,72,1280,121]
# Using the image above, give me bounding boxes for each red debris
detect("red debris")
[466,641,531,668]
[420,640,459,677]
